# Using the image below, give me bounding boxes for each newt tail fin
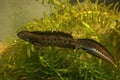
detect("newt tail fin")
[78,39,116,66]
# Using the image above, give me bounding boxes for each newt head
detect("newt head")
[17,31,32,42]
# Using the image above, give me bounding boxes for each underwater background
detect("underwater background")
[0,0,120,80]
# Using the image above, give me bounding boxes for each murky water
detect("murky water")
[0,0,51,42]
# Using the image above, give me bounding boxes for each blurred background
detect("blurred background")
[0,0,120,42]
[0,0,51,42]
[0,0,120,79]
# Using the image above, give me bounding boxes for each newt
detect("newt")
[17,31,116,66]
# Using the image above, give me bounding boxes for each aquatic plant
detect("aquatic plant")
[0,0,120,80]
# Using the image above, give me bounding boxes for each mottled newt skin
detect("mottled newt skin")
[17,31,77,49]
[17,31,116,66]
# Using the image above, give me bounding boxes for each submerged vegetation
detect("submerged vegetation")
[0,0,120,80]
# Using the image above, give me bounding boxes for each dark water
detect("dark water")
[70,0,120,10]
[70,0,120,6]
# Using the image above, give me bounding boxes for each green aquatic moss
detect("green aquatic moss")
[1,0,120,80]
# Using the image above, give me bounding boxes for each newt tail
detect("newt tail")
[17,31,116,66]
